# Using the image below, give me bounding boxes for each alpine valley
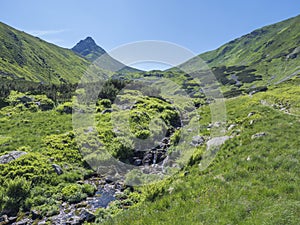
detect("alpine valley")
[0,15,299,225]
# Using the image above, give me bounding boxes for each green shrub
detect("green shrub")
[82,183,96,196]
[109,137,134,161]
[7,91,54,111]
[3,177,31,215]
[61,184,87,203]
[98,99,112,108]
[56,102,73,114]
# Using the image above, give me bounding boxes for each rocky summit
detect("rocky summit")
[72,37,106,62]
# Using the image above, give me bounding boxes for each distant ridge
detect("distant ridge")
[178,14,300,86]
[72,37,142,73]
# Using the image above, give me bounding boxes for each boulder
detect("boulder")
[0,151,27,164]
[52,164,63,175]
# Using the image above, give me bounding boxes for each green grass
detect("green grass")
[0,15,299,223]
[178,14,300,90]
[0,22,113,84]
[100,77,300,225]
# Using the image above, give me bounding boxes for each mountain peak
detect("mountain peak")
[72,37,106,62]
[82,36,96,44]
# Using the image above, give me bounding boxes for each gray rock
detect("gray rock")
[133,159,142,166]
[0,215,8,223]
[247,112,256,117]
[52,164,63,175]
[8,216,17,224]
[0,151,27,164]
[251,132,267,139]
[14,218,31,225]
[79,209,95,222]
[227,124,236,130]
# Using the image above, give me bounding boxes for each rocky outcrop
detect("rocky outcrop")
[0,151,27,164]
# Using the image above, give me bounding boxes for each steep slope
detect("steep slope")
[179,14,300,90]
[0,22,93,84]
[72,37,142,73]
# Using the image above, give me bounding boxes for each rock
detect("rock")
[65,216,82,225]
[133,159,142,166]
[247,112,256,117]
[79,209,95,222]
[227,124,236,130]
[31,210,42,220]
[52,164,63,175]
[114,182,126,191]
[8,216,17,224]
[75,201,88,208]
[0,215,8,224]
[207,123,213,129]
[101,109,112,114]
[0,151,27,164]
[251,132,267,139]
[161,137,169,144]
[14,218,31,225]
[190,135,205,147]
[105,176,115,184]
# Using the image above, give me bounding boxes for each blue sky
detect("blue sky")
[1,0,299,57]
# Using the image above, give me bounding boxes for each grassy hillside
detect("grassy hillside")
[0,22,112,84]
[101,75,300,225]
[180,14,300,89]
[0,14,299,224]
